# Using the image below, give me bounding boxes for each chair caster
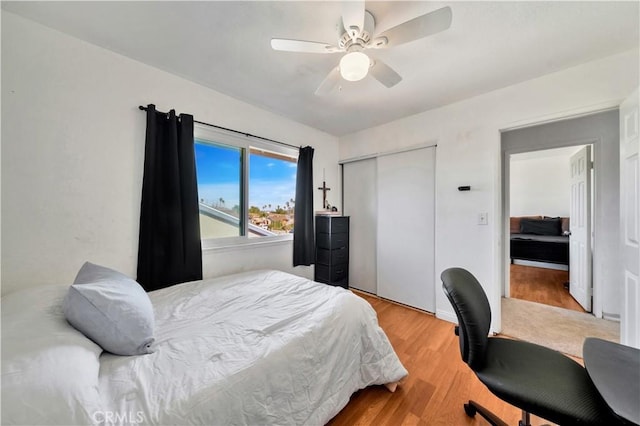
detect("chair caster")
[464,403,477,417]
[463,401,509,426]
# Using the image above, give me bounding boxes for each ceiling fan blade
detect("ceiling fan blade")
[315,67,341,96]
[342,1,365,39]
[375,6,452,48]
[271,38,340,54]
[370,59,402,88]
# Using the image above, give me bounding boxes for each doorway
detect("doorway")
[500,110,622,354]
[508,145,590,314]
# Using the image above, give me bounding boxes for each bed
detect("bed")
[510,216,570,266]
[1,269,407,425]
[510,234,569,265]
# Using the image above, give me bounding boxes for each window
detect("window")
[194,124,297,247]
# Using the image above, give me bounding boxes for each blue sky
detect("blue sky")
[195,141,297,210]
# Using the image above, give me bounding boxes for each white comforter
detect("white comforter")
[2,269,407,425]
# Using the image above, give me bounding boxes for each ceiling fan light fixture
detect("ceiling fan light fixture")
[339,51,370,81]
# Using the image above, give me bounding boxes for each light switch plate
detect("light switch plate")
[478,212,488,225]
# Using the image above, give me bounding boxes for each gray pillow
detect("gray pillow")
[63,262,155,356]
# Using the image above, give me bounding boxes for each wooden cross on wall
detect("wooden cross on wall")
[318,181,331,209]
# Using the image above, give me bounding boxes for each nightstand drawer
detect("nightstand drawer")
[316,232,349,250]
[316,247,349,265]
[316,216,349,234]
[315,264,348,283]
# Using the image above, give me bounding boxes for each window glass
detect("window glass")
[195,140,243,239]
[248,148,297,237]
[194,127,298,245]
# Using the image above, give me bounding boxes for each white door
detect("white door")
[569,145,592,311]
[343,159,377,293]
[377,147,436,312]
[620,88,640,348]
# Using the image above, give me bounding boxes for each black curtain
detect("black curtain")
[293,146,315,266]
[137,104,202,291]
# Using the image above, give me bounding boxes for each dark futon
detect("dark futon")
[510,216,570,266]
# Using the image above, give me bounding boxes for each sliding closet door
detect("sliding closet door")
[343,158,377,293]
[377,147,436,312]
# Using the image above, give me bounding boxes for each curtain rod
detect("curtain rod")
[138,105,299,150]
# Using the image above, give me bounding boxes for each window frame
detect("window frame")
[194,123,298,250]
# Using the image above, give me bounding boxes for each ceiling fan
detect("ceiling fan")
[270,2,452,95]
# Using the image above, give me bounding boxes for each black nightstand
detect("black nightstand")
[314,216,349,289]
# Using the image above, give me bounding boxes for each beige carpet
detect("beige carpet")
[501,297,619,358]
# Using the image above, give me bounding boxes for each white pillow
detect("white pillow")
[1,284,104,425]
[63,262,155,355]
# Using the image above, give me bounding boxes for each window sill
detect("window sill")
[201,235,293,253]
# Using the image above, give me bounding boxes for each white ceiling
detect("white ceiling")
[3,1,639,136]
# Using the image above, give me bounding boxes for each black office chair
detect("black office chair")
[441,267,620,426]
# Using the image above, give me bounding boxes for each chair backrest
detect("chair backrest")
[441,267,492,370]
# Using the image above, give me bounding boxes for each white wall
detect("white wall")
[339,49,639,330]
[510,147,579,217]
[1,12,341,295]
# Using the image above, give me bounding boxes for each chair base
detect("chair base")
[463,400,532,426]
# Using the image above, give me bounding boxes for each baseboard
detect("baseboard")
[436,309,458,324]
[602,312,620,322]
[352,289,437,316]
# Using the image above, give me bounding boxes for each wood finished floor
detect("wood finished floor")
[328,292,552,426]
[509,264,586,313]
